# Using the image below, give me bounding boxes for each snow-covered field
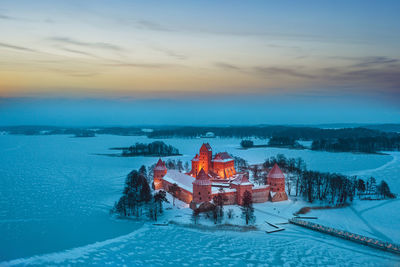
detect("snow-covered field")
[0,134,399,266]
[309,199,400,243]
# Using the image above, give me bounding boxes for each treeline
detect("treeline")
[240,140,254,148]
[3,125,399,142]
[240,138,304,149]
[111,166,169,221]
[4,125,400,154]
[0,126,144,136]
[0,126,98,136]
[147,126,399,140]
[267,136,304,149]
[232,155,249,172]
[74,130,95,138]
[148,126,400,153]
[311,137,400,153]
[117,141,180,157]
[250,154,396,204]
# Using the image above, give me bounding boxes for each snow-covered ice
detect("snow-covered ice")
[0,134,399,265]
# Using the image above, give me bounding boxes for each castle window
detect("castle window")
[200,197,202,200]
[199,192,201,195]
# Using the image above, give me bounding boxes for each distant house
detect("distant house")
[204,132,215,138]
[153,143,288,208]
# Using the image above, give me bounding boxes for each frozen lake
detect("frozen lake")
[0,134,398,263]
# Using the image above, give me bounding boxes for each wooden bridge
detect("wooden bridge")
[289,218,400,255]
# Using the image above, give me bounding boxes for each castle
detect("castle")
[153,143,288,208]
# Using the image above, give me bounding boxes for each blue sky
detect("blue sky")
[0,0,399,125]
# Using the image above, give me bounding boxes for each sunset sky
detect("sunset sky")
[1,0,400,125]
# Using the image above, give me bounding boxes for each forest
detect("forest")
[250,154,396,204]
[111,141,181,157]
[111,166,169,221]
[146,126,399,140]
[2,125,400,153]
[311,137,400,153]
[148,126,400,153]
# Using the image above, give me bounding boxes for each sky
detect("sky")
[0,0,400,126]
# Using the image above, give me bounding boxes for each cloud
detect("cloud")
[214,57,400,98]
[0,11,36,22]
[104,61,176,69]
[326,66,400,90]
[60,47,100,59]
[136,20,172,32]
[265,43,302,51]
[317,56,400,91]
[66,72,99,77]
[253,66,316,79]
[215,62,315,79]
[152,47,186,60]
[0,14,14,20]
[48,37,123,52]
[351,56,399,68]
[45,67,100,77]
[0,42,37,52]
[215,62,242,71]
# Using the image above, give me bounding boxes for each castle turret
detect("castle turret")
[190,154,199,176]
[153,158,167,190]
[231,173,253,205]
[212,152,236,179]
[192,168,212,203]
[267,164,288,202]
[198,143,212,175]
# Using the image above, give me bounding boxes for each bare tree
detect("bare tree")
[169,183,181,206]
[241,191,255,225]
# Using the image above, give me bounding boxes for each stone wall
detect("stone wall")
[252,187,270,203]
[162,179,193,204]
[290,218,400,255]
[271,191,288,202]
[211,191,237,205]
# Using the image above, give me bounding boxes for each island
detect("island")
[110,141,181,157]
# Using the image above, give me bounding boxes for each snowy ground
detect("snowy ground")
[0,134,399,265]
[3,199,399,267]
[348,152,400,194]
[309,199,400,243]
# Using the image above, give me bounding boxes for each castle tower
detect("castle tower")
[231,173,253,205]
[198,143,212,175]
[212,152,236,179]
[153,158,167,190]
[192,169,212,203]
[190,154,199,176]
[267,163,288,202]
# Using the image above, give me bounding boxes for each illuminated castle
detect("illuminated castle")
[190,143,236,179]
[153,143,288,207]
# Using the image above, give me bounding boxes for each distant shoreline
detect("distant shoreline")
[238,144,389,155]
[94,153,182,158]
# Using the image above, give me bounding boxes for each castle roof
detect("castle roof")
[163,170,195,192]
[192,154,199,161]
[200,143,212,151]
[213,152,233,162]
[231,173,253,185]
[267,164,285,179]
[193,168,212,186]
[154,158,167,171]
